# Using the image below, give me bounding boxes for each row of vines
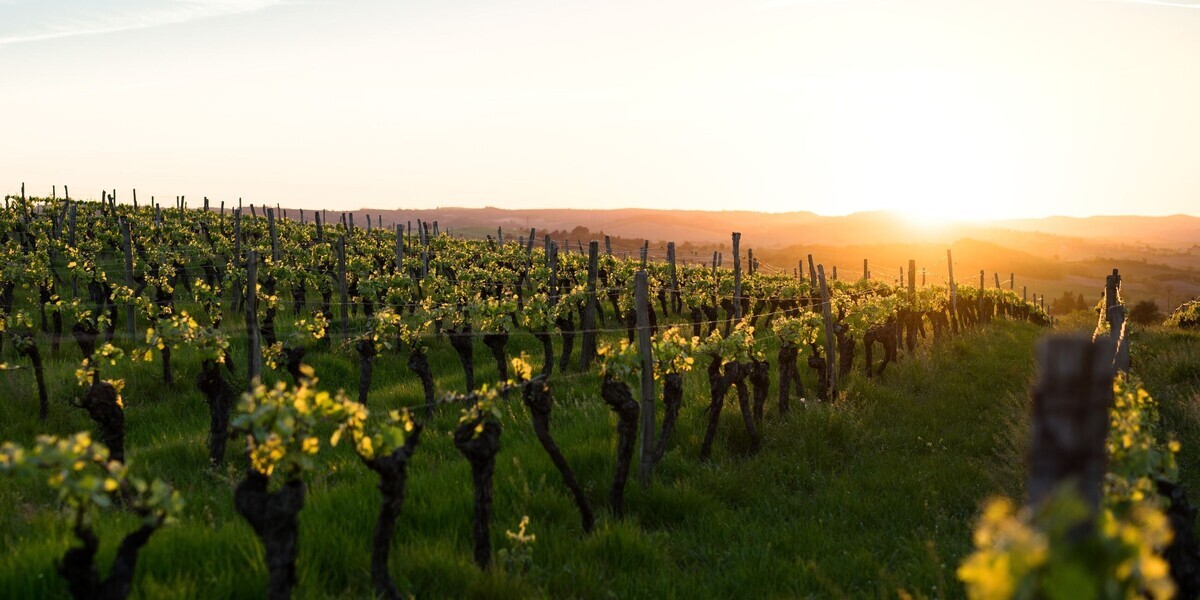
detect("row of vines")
[0,192,1050,598]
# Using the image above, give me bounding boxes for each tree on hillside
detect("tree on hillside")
[1050,291,1089,315]
[1129,300,1163,325]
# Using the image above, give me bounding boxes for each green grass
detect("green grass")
[0,320,1044,599]
[1127,326,1200,497]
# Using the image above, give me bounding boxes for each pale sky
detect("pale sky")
[2,0,1199,219]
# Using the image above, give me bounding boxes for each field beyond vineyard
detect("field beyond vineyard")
[1,315,1042,598]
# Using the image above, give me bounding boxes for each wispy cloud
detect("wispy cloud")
[0,0,287,46]
[756,0,844,9]
[1098,0,1200,7]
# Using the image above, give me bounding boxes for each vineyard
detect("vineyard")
[0,191,1184,598]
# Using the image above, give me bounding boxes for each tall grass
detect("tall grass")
[0,321,1042,598]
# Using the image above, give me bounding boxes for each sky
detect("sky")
[1,0,1198,220]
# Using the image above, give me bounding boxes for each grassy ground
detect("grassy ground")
[1128,326,1200,499]
[0,319,1044,599]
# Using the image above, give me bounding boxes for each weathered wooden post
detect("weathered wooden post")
[267,208,279,263]
[338,237,349,339]
[864,259,869,280]
[732,232,742,320]
[1028,335,1114,510]
[818,265,837,399]
[947,249,958,333]
[580,241,600,370]
[394,224,403,273]
[1104,269,1121,321]
[979,270,986,322]
[667,241,680,315]
[246,250,262,391]
[121,220,136,340]
[635,271,655,486]
[1110,304,1130,372]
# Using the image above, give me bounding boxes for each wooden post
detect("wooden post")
[864,259,869,280]
[640,242,648,268]
[979,270,985,322]
[807,255,817,289]
[1104,269,1120,320]
[817,265,837,399]
[1028,335,1114,510]
[548,242,559,305]
[667,241,679,314]
[1010,273,1015,291]
[234,209,243,268]
[605,235,612,256]
[267,208,279,263]
[395,224,404,273]
[908,259,916,299]
[337,237,348,339]
[947,250,957,332]
[421,242,429,279]
[635,270,655,486]
[121,220,136,340]
[732,232,742,320]
[580,241,600,370]
[994,272,1001,289]
[68,202,77,247]
[315,210,324,241]
[245,250,262,391]
[1109,304,1130,372]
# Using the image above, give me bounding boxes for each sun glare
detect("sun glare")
[809,71,1019,224]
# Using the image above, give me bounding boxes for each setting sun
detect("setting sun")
[5,1,1200,598]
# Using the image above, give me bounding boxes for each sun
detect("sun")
[795,70,1022,224]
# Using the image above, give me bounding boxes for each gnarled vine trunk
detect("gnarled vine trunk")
[652,372,684,464]
[58,521,162,600]
[234,471,305,600]
[601,374,638,516]
[366,426,422,600]
[522,379,594,532]
[483,332,509,381]
[196,359,236,466]
[453,416,501,569]
[355,338,377,406]
[406,347,436,419]
[76,374,125,463]
[448,327,476,391]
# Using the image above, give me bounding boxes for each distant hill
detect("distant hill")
[302,205,1200,311]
